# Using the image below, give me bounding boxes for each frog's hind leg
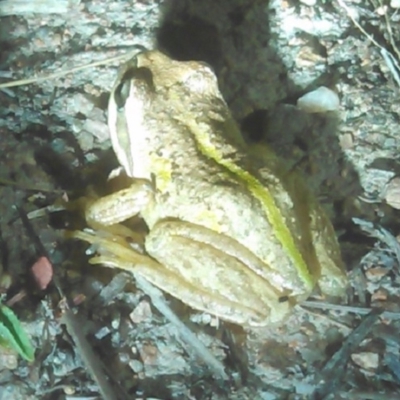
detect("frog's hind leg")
[71,229,229,378]
[145,219,291,326]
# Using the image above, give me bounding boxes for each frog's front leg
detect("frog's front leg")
[73,177,155,266]
[144,220,292,326]
[85,179,154,227]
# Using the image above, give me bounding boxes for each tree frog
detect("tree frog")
[79,50,347,327]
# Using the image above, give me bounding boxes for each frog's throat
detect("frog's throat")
[179,117,313,290]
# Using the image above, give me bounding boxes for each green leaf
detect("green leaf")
[0,305,34,361]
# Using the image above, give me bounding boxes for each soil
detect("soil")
[1,0,400,399]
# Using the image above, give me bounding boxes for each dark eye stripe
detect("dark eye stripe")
[116,67,155,109]
[114,79,131,110]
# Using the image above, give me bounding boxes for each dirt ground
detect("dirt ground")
[1,0,400,399]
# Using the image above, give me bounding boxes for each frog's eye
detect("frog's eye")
[114,67,155,110]
[114,79,131,109]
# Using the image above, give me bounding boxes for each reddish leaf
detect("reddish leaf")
[31,256,53,290]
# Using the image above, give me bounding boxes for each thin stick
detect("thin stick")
[134,274,229,380]
[337,0,400,86]
[0,50,138,89]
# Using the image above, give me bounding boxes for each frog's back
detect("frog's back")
[145,149,317,297]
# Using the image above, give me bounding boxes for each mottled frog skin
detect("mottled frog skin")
[80,50,347,327]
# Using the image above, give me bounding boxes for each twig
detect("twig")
[337,0,400,86]
[16,205,124,400]
[377,0,400,61]
[61,304,121,400]
[134,274,229,380]
[353,217,400,272]
[0,50,139,89]
[310,310,382,399]
[0,0,73,16]
[0,177,64,193]
[302,300,400,319]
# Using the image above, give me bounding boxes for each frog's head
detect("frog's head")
[107,50,226,179]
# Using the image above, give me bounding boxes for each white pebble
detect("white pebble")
[391,0,400,9]
[297,86,340,113]
[300,0,317,6]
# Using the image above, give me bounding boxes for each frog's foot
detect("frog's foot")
[72,228,191,293]
[144,219,292,326]
[71,228,147,267]
[71,222,145,249]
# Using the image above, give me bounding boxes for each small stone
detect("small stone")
[371,288,388,302]
[190,312,220,327]
[95,326,111,340]
[130,300,152,323]
[129,359,144,373]
[138,343,158,366]
[365,267,390,282]
[297,86,340,113]
[118,352,131,364]
[111,313,120,330]
[384,177,400,209]
[0,351,18,370]
[300,0,317,5]
[339,132,354,150]
[390,0,400,9]
[63,386,75,395]
[376,5,388,16]
[351,352,379,370]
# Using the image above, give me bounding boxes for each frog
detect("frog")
[78,50,348,327]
